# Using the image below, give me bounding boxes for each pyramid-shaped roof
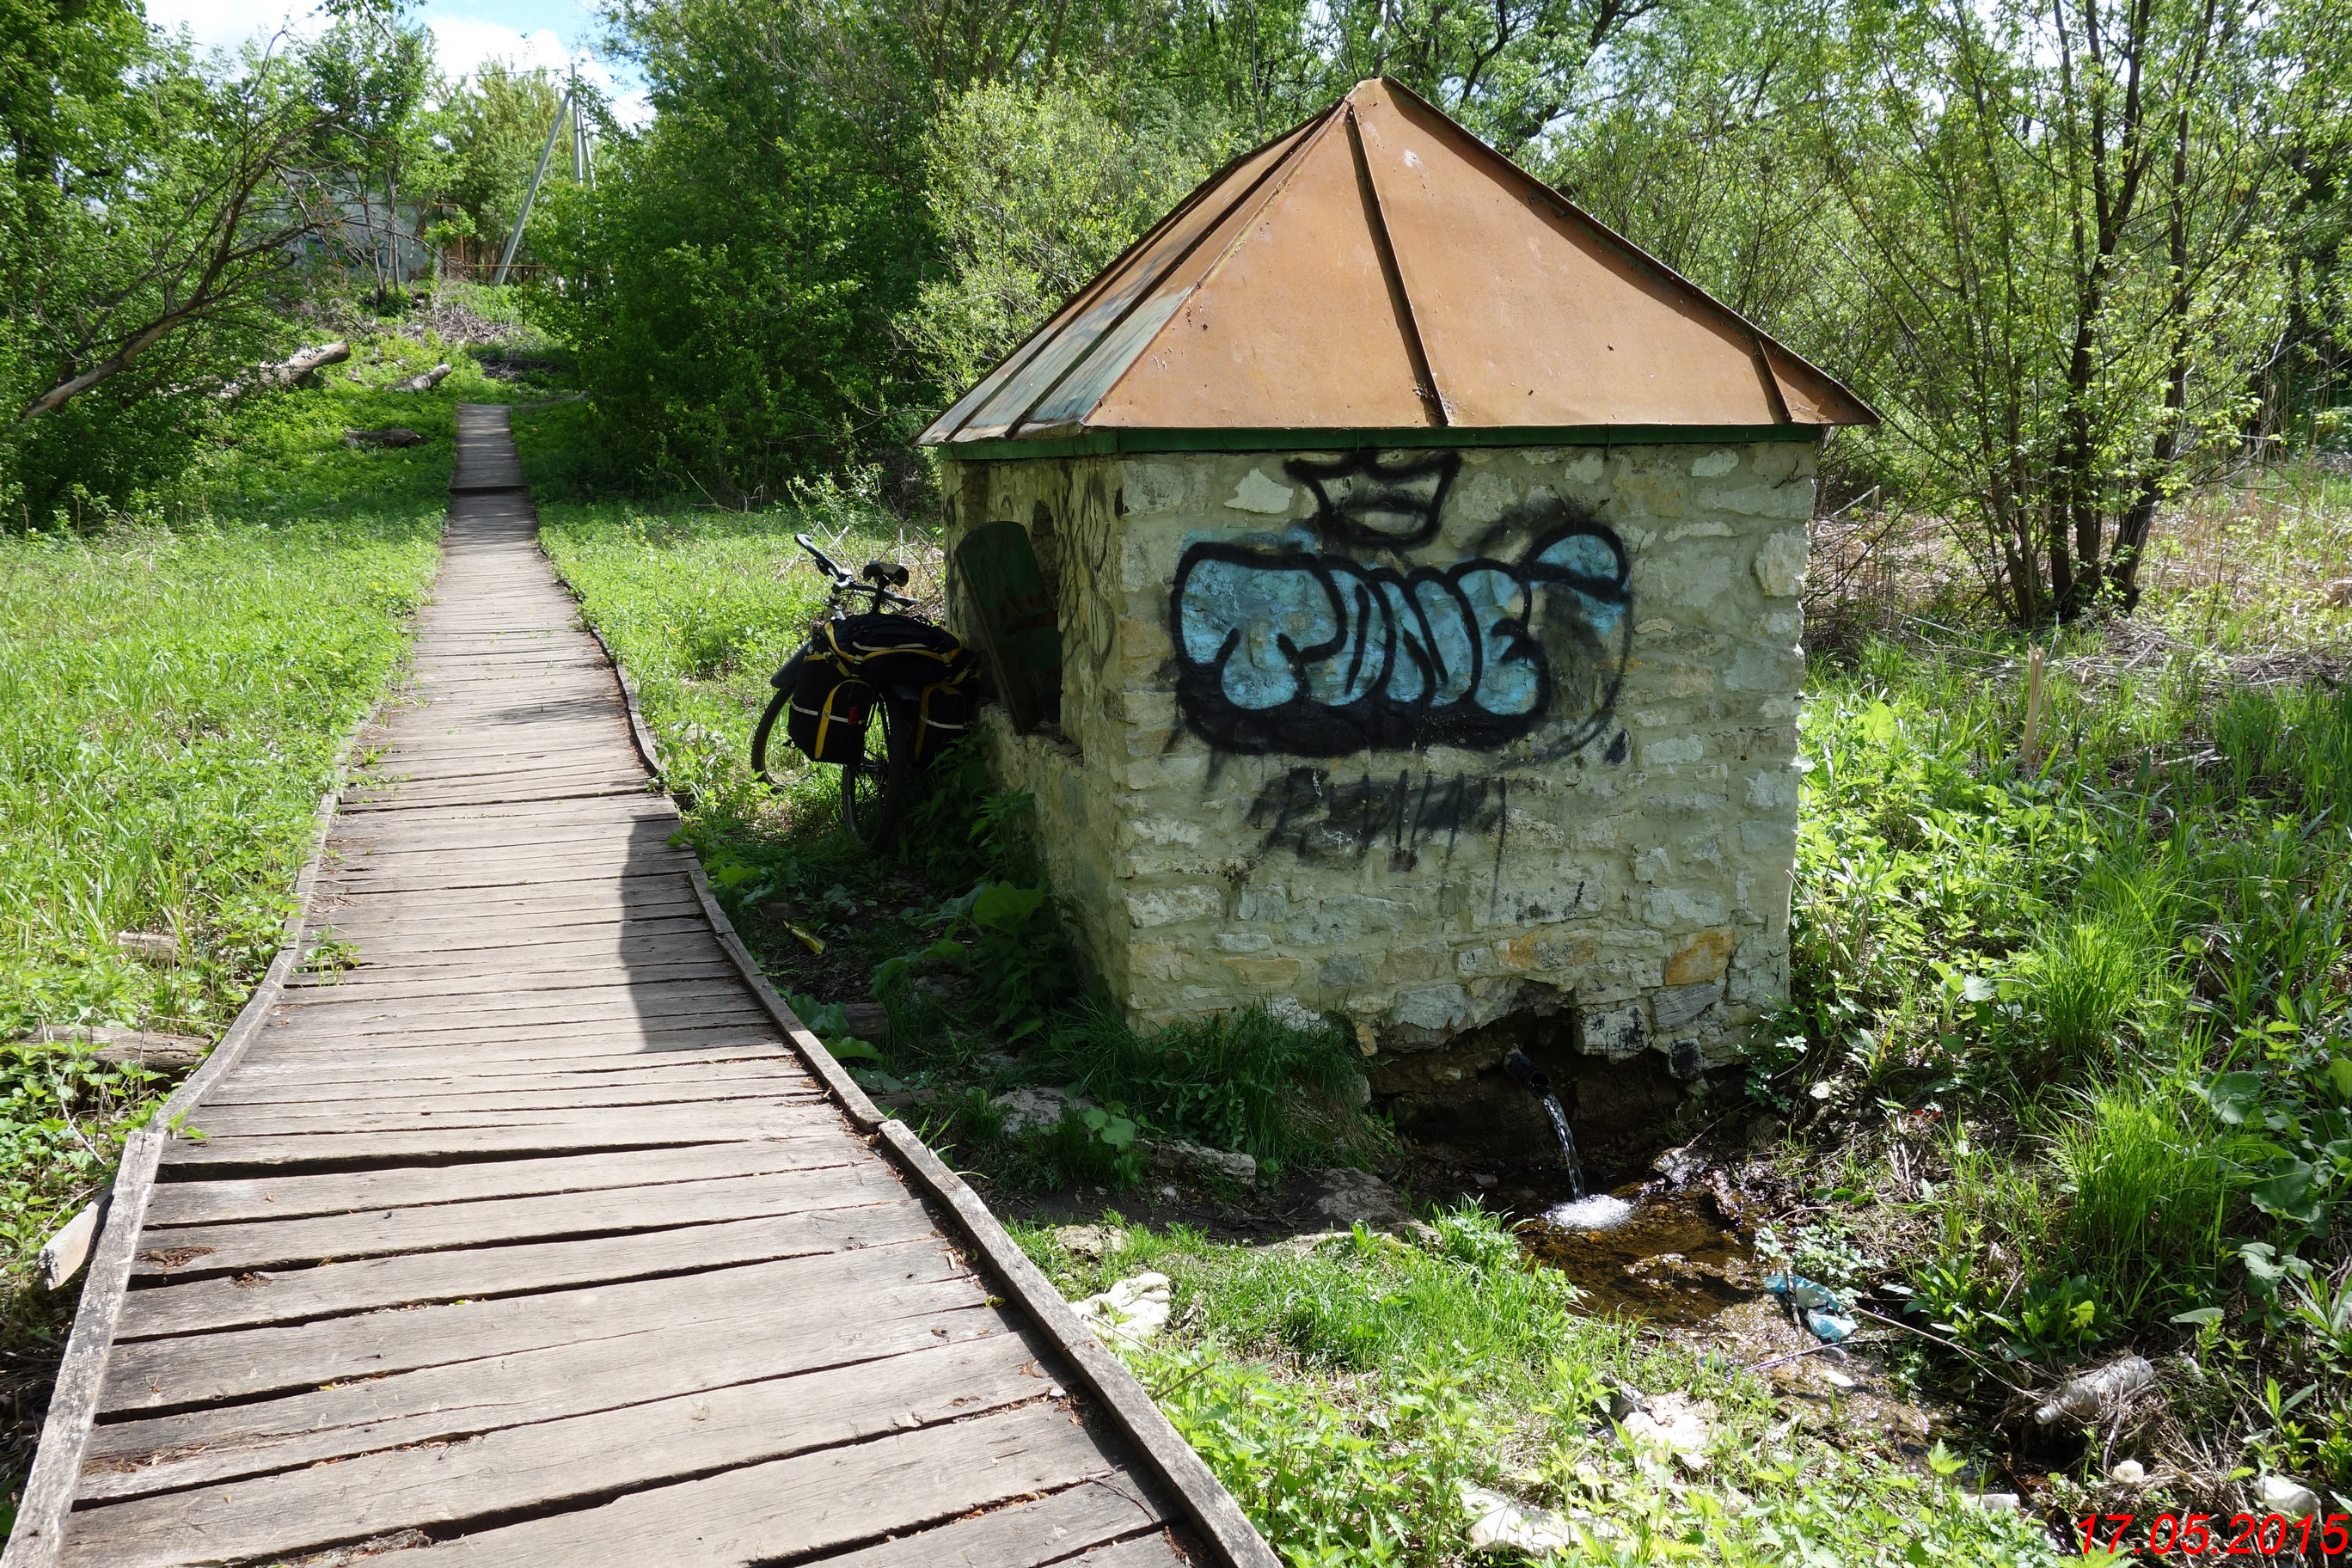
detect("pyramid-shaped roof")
[918,78,1876,454]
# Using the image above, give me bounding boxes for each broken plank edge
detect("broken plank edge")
[578,618,669,800]
[3,706,383,1568]
[873,1119,1279,1568]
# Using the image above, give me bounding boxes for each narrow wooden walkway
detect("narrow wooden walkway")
[9,407,1266,1568]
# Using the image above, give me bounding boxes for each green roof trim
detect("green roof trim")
[932,425,1826,462]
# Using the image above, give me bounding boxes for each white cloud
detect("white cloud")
[426,18,651,126]
[138,0,652,127]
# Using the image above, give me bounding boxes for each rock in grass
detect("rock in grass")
[1461,1485,1574,1555]
[1070,1272,1170,1342]
[113,930,176,964]
[1312,1167,1408,1227]
[1142,1138,1256,1186]
[1052,1224,1126,1263]
[1620,1392,1716,1468]
[990,1085,1084,1136]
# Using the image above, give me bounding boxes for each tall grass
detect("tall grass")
[2055,1075,2233,1316]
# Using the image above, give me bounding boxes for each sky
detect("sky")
[141,0,654,126]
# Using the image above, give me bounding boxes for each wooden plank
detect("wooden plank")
[879,1120,1283,1568]
[204,1057,798,1106]
[215,1042,799,1093]
[321,857,692,893]
[99,1240,972,1413]
[232,1024,792,1069]
[62,1336,1056,1568]
[300,914,711,955]
[313,882,697,920]
[279,938,736,988]
[131,1161,891,1277]
[816,1486,1179,1568]
[161,1101,842,1168]
[120,1197,936,1337]
[417,1401,1125,1568]
[264,985,768,1031]
[328,818,676,856]
[169,1083,825,1137]
[279,958,739,1001]
[144,1136,861,1226]
[340,780,655,812]
[81,1298,1006,1504]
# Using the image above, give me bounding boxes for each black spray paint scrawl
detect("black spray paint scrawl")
[1170,459,1633,757]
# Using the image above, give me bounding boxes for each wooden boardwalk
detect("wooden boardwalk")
[7,407,1270,1568]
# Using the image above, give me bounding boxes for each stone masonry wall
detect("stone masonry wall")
[940,438,1815,1087]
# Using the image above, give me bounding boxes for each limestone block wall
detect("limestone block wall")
[940,438,1815,1082]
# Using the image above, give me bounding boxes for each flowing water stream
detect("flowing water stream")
[1539,1092,1587,1201]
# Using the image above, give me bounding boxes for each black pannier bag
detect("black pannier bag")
[785,662,873,763]
[779,612,983,766]
[911,679,971,764]
[821,613,968,685]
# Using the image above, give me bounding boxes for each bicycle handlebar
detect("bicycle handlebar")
[794,532,850,585]
[795,532,918,609]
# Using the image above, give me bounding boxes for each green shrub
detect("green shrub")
[1027,1001,1369,1171]
[2057,1077,2233,1314]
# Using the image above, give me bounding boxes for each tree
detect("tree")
[2,0,441,519]
[901,79,1240,395]
[436,60,566,267]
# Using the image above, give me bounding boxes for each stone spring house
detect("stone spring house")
[916,79,1876,1156]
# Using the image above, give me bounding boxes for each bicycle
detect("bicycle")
[750,533,971,849]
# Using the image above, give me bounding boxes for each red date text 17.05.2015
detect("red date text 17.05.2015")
[2078,1512,2347,1556]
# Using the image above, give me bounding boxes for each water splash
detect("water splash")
[1539,1092,1587,1201]
[1544,1193,1635,1229]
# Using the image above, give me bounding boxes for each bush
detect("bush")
[1027,1001,1369,1171]
[2056,1076,2233,1316]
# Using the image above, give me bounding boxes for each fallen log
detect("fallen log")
[217,340,349,399]
[13,1026,211,1069]
[345,426,426,448]
[394,362,452,393]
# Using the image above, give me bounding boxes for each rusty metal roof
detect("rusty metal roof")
[917,78,1876,453]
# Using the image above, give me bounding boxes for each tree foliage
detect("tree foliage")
[0,0,438,521]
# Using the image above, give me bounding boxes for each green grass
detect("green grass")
[1018,1211,2071,1567]
[1779,628,2352,1504]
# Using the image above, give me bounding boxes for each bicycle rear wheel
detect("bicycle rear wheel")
[749,687,791,787]
[840,692,914,849]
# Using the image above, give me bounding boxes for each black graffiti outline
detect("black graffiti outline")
[1171,510,1632,757]
[1283,450,1461,550]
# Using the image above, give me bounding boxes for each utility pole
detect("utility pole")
[494,85,569,286]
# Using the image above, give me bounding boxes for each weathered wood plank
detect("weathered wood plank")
[131,1161,893,1277]
[814,1486,1179,1568]
[81,1297,1005,1503]
[160,1100,841,1168]
[62,1336,1056,1568]
[232,1024,792,1069]
[279,957,739,1001]
[121,1197,935,1337]
[204,1057,799,1107]
[99,1240,970,1413]
[144,1136,859,1226]
[347,1403,1125,1568]
[162,1081,825,1137]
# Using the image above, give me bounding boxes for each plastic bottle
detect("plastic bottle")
[2032,1357,2158,1427]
